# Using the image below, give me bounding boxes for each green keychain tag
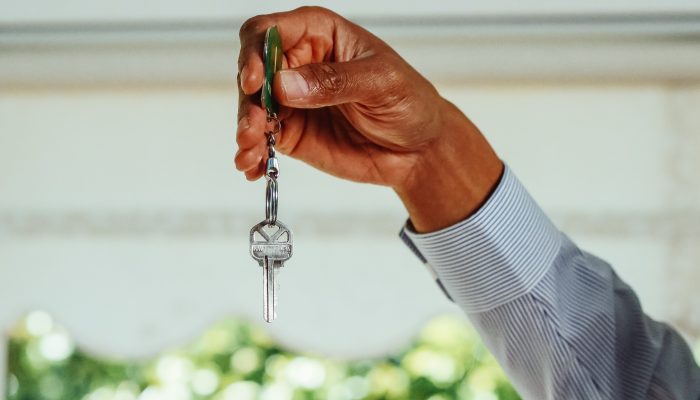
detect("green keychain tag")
[262,26,283,118]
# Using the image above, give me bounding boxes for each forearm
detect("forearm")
[401,166,700,399]
[467,234,700,399]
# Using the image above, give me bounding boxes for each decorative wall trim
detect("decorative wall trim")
[2,14,700,87]
[1,211,699,238]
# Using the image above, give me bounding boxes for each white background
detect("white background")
[1,1,700,397]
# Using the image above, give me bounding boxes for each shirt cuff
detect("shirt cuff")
[400,165,562,313]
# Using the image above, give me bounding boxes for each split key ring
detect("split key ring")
[265,177,278,226]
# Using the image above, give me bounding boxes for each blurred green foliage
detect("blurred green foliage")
[6,311,523,400]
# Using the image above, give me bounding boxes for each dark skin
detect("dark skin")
[235,6,503,232]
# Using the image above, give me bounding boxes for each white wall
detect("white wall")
[1,3,700,398]
[2,84,699,363]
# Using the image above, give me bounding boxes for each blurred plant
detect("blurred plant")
[6,311,525,400]
[11,311,699,399]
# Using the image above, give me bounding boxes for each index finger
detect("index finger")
[237,6,338,95]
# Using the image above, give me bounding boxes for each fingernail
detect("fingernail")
[279,71,309,101]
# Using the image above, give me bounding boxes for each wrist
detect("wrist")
[394,100,504,233]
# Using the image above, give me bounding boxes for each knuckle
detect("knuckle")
[370,57,406,104]
[308,64,349,97]
[239,15,265,39]
[296,5,333,17]
[385,68,403,90]
[378,58,404,90]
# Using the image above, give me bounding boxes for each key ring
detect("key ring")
[264,116,281,226]
[265,117,282,155]
[266,114,282,133]
[265,177,278,225]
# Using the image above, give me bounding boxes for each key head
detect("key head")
[249,220,293,264]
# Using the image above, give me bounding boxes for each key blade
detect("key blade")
[263,257,276,322]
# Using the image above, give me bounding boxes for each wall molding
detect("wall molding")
[1,210,699,238]
[2,14,700,87]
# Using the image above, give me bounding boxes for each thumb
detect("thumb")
[274,58,393,108]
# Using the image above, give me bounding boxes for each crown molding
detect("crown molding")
[2,14,700,87]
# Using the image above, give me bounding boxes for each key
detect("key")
[246,24,293,323]
[249,220,293,322]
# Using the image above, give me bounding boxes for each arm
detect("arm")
[235,7,700,399]
[402,166,700,399]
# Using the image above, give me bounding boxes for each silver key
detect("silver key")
[249,220,293,322]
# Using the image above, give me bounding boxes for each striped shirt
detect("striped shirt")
[400,166,700,399]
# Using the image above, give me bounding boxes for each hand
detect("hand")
[235,7,503,232]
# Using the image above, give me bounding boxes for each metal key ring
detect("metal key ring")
[265,178,278,225]
[265,115,282,135]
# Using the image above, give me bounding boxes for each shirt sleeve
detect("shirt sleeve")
[400,165,700,399]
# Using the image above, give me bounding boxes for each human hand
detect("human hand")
[235,7,503,232]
